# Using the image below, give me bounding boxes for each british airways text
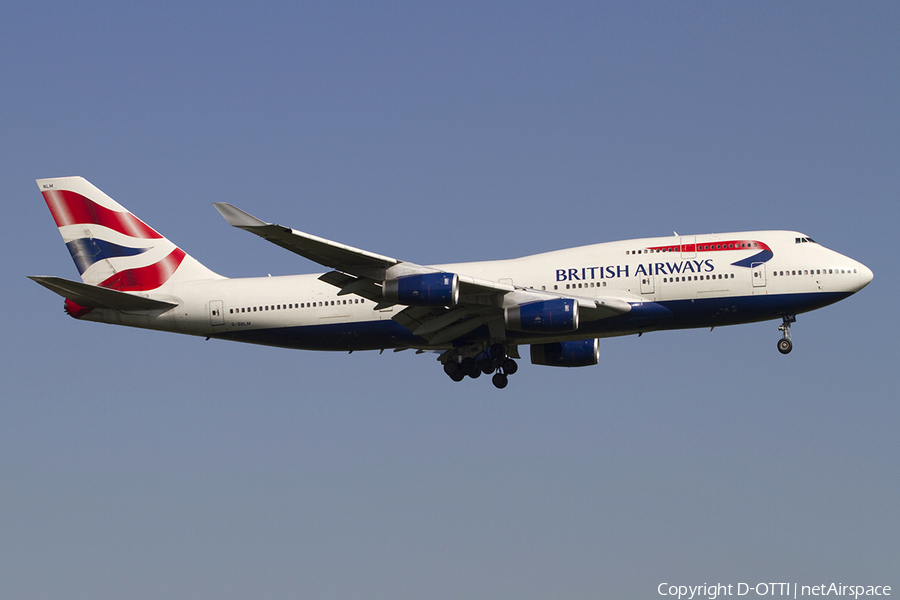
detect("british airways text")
[556,259,715,282]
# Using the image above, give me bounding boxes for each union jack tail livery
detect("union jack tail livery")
[37,176,221,290]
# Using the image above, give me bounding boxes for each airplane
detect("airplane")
[30,176,873,389]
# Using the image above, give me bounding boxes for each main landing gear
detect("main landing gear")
[777,314,796,355]
[442,343,519,389]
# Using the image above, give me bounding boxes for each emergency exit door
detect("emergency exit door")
[751,263,767,288]
[209,300,224,325]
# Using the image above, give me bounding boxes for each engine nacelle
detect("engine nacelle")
[505,299,578,333]
[530,339,599,367]
[383,273,459,307]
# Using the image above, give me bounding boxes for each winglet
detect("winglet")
[213,203,269,228]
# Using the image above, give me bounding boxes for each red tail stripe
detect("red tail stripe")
[99,248,186,291]
[42,189,163,239]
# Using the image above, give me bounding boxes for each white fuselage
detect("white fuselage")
[78,230,872,352]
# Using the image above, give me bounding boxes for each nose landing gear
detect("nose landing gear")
[777,314,796,354]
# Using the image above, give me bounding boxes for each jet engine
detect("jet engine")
[530,339,599,367]
[505,299,578,333]
[383,273,459,307]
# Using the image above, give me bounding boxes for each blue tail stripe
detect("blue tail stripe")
[66,238,151,274]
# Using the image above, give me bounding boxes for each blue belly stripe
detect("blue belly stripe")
[210,292,852,351]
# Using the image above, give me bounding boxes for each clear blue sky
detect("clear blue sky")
[2,2,897,598]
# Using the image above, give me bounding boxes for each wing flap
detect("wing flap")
[576,296,633,321]
[393,305,494,346]
[317,271,383,302]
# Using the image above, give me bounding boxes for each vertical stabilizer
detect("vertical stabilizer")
[37,176,223,291]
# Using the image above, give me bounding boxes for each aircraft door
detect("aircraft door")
[210,300,225,326]
[680,236,696,259]
[751,263,767,288]
[640,274,655,295]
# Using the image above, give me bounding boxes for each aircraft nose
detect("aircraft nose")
[858,263,874,289]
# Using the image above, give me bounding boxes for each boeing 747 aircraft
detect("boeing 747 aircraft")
[31,177,873,389]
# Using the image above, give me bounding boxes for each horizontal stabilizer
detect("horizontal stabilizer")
[29,276,177,311]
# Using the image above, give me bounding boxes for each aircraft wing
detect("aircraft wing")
[214,202,518,299]
[213,203,399,279]
[214,203,632,344]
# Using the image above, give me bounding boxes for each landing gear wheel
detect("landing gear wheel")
[477,356,496,375]
[502,358,518,375]
[777,314,796,356]
[443,361,465,382]
[461,357,479,378]
[492,372,508,389]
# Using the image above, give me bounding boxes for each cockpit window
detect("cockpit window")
[796,237,817,244]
